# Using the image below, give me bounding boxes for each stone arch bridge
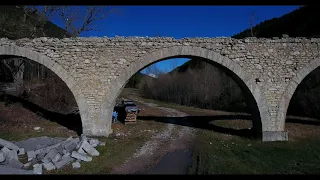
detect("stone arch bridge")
[0,36,320,142]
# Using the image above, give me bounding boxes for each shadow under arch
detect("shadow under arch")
[0,45,90,135]
[106,46,271,140]
[279,57,320,132]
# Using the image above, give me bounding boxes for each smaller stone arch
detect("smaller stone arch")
[278,57,320,131]
[0,45,91,135]
[104,45,272,139]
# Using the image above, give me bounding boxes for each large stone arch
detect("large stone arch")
[0,45,91,135]
[104,46,272,140]
[278,57,320,132]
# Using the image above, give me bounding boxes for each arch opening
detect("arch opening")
[0,45,89,138]
[285,65,320,140]
[107,46,269,140]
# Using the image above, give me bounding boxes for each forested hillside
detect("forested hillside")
[232,6,320,38]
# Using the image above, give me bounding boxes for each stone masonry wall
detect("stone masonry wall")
[0,36,319,140]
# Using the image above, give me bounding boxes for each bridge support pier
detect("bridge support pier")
[81,106,113,138]
[83,127,112,137]
[262,131,288,142]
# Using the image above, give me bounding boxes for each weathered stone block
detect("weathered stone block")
[64,141,77,153]
[7,158,23,169]
[52,153,61,162]
[0,166,33,174]
[23,162,32,169]
[71,151,92,162]
[7,149,18,160]
[33,163,42,174]
[42,148,59,164]
[0,138,19,152]
[79,140,99,156]
[89,139,99,147]
[72,161,81,169]
[43,162,56,171]
[0,151,5,162]
[18,148,25,156]
[53,156,74,169]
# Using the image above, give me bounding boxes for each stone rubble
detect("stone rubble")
[0,136,104,174]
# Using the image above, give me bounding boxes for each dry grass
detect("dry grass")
[0,102,77,141]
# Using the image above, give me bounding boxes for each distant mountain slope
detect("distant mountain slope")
[125,72,155,88]
[232,6,320,38]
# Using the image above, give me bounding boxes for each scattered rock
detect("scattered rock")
[15,136,65,152]
[41,148,58,164]
[89,139,99,147]
[43,162,56,171]
[27,151,35,162]
[33,127,41,131]
[0,151,5,162]
[6,159,23,169]
[72,161,81,169]
[71,151,92,162]
[0,166,33,174]
[0,135,100,174]
[36,150,47,161]
[33,163,42,174]
[79,140,99,156]
[78,148,86,154]
[18,148,25,156]
[23,162,32,169]
[1,147,10,157]
[0,138,20,152]
[52,153,61,162]
[7,149,18,161]
[64,141,77,153]
[53,156,74,169]
[62,152,70,159]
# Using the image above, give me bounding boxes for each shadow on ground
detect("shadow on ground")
[137,114,320,139]
[137,114,255,139]
[0,94,82,135]
[2,93,319,139]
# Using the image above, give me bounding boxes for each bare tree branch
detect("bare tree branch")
[56,6,117,37]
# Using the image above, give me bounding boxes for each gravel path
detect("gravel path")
[110,98,196,174]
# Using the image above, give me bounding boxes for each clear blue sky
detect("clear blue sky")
[51,6,300,74]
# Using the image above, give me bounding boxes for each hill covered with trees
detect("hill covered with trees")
[232,6,320,38]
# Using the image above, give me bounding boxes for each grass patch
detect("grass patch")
[188,129,320,174]
[0,120,76,142]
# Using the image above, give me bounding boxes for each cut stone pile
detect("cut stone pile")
[0,135,105,174]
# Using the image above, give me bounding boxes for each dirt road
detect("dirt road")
[110,98,196,174]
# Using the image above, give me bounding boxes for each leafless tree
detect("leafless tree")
[249,11,256,37]
[140,60,248,112]
[56,6,117,37]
